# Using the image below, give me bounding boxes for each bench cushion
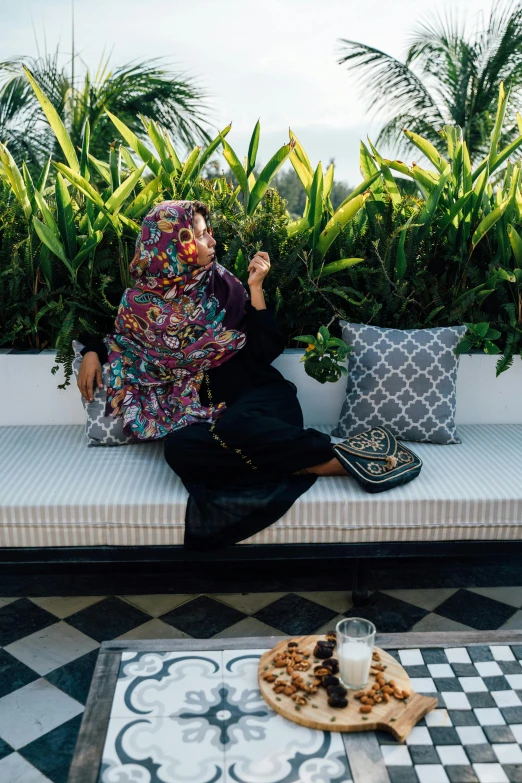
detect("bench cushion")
[0,425,521,548]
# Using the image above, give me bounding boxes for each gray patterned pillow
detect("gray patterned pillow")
[72,341,133,446]
[332,322,466,444]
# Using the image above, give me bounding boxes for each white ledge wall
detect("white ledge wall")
[0,348,520,427]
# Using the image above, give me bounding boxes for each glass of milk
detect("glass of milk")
[336,618,376,690]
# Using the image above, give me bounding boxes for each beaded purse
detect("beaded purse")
[332,426,422,493]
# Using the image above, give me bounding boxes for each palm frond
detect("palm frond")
[336,39,444,129]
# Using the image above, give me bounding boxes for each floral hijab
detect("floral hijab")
[104,200,248,440]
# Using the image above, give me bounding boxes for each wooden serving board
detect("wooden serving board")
[258,635,437,742]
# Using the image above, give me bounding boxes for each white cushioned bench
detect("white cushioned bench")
[1,424,521,549]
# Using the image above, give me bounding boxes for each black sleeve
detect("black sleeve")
[243,302,287,365]
[80,339,108,365]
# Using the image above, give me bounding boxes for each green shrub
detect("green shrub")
[1,73,521,384]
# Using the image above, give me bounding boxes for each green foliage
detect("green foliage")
[1,76,522,387]
[0,51,212,171]
[337,2,522,162]
[294,326,351,383]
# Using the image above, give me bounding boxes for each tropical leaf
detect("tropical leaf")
[55,174,77,259]
[248,140,295,214]
[318,257,365,277]
[316,193,368,259]
[23,65,79,172]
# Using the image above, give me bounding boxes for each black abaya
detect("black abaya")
[82,303,335,550]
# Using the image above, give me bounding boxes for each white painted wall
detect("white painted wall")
[0,348,520,427]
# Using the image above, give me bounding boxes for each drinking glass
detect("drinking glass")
[335,617,376,690]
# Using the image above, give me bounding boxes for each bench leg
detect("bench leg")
[351,558,370,607]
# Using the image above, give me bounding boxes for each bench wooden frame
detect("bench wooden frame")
[3,540,522,605]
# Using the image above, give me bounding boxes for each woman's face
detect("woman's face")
[193,212,217,267]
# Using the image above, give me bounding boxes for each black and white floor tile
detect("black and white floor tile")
[2,586,522,782]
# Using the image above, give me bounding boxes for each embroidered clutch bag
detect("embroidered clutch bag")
[332,426,422,493]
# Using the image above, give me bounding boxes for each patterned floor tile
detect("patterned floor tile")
[221,649,353,783]
[115,618,193,640]
[110,650,223,719]
[4,621,99,675]
[45,649,100,705]
[344,591,429,632]
[65,596,151,642]
[19,714,83,783]
[212,592,286,614]
[293,591,354,613]
[0,598,57,647]
[4,584,522,779]
[314,613,346,636]
[0,649,39,699]
[159,595,247,638]
[435,590,517,630]
[382,589,459,612]
[0,752,53,782]
[215,615,282,638]
[28,596,105,618]
[100,716,226,783]
[120,594,197,617]
[253,593,339,635]
[499,610,522,630]
[0,597,19,609]
[410,613,476,633]
[0,735,13,760]
[468,587,522,609]
[0,678,83,750]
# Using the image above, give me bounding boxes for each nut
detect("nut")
[291,694,307,706]
[321,658,340,674]
[314,667,330,678]
[325,632,337,645]
[383,693,390,703]
[354,691,366,700]
[359,705,373,713]
[284,685,297,696]
[263,673,277,682]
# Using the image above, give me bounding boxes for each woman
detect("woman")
[78,200,347,550]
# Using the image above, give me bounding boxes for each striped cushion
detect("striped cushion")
[0,425,521,548]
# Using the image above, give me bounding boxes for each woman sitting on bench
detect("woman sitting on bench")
[78,200,347,550]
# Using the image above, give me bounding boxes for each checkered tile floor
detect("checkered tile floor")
[379,644,522,783]
[2,587,522,782]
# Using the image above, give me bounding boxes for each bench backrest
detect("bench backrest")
[1,349,521,427]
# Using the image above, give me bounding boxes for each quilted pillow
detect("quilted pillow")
[72,341,133,446]
[332,322,466,444]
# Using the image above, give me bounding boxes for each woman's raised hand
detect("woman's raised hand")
[77,352,103,402]
[248,251,270,288]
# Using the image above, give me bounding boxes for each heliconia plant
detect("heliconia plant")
[0,72,521,383]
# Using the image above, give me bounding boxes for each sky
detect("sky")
[0,0,495,186]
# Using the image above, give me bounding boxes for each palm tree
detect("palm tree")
[0,49,213,169]
[337,0,522,161]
